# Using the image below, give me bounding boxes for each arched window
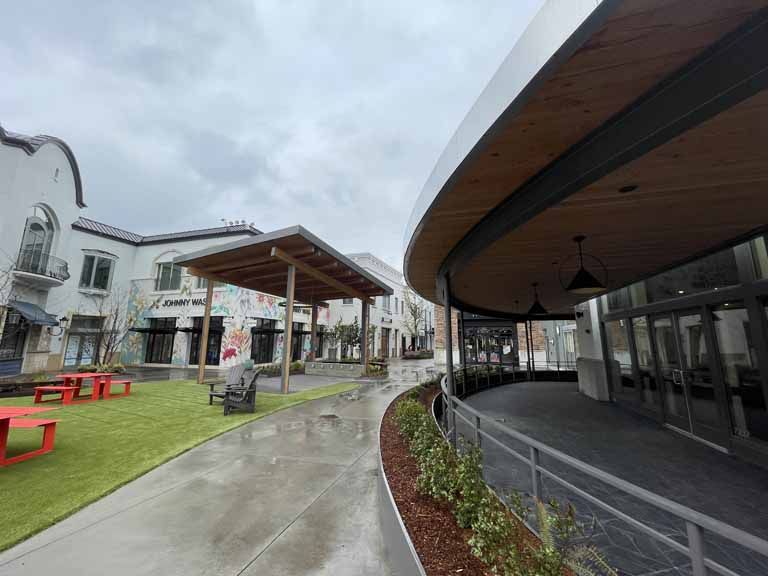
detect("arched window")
[18,206,56,273]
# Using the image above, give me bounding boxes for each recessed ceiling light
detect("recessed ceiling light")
[619,185,638,193]
[491,152,500,157]
[678,290,685,294]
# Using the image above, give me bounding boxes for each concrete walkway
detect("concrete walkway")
[0,375,422,575]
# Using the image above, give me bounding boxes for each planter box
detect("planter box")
[305,361,365,378]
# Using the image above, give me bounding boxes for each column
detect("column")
[360,300,369,370]
[440,273,456,445]
[280,264,296,394]
[309,302,318,361]
[197,280,214,385]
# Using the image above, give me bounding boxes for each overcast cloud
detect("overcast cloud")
[1,1,542,270]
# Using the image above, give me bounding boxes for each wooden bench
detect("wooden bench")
[34,386,81,405]
[103,380,132,398]
[1,419,59,466]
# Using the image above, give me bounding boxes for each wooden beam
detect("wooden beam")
[281,264,296,394]
[205,247,317,273]
[197,281,215,385]
[271,247,375,305]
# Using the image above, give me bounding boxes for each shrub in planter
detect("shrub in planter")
[77,363,125,374]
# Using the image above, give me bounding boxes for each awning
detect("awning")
[9,301,58,326]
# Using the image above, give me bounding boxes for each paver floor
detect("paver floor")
[461,381,768,576]
[0,365,429,576]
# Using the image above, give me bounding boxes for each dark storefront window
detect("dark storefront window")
[145,318,176,364]
[292,322,307,361]
[251,319,277,364]
[63,316,103,367]
[189,316,223,366]
[0,311,28,360]
[712,303,767,442]
[605,320,634,395]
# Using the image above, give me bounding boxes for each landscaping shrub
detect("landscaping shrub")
[402,350,434,360]
[393,396,616,576]
[259,361,305,377]
[77,363,126,374]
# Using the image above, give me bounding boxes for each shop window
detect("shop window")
[80,254,115,291]
[189,317,223,365]
[712,303,767,442]
[0,311,28,360]
[251,318,278,364]
[63,316,104,367]
[155,263,183,291]
[604,319,635,395]
[145,318,176,364]
[645,247,740,303]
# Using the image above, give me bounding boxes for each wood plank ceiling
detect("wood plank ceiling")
[406,0,768,304]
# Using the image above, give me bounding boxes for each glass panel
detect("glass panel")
[752,237,768,279]
[79,255,95,288]
[156,263,171,291]
[646,246,739,303]
[677,313,718,428]
[80,336,96,365]
[653,317,688,427]
[63,335,80,367]
[0,312,27,359]
[92,257,112,290]
[169,265,182,290]
[713,304,767,442]
[631,317,658,408]
[604,320,634,394]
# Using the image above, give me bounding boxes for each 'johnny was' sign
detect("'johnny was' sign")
[157,297,207,309]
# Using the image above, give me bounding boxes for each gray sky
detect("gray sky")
[2,1,542,270]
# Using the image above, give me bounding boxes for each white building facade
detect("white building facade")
[327,253,434,359]
[0,125,327,377]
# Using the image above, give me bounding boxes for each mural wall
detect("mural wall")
[121,277,329,368]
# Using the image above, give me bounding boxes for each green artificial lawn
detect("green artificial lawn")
[0,379,359,552]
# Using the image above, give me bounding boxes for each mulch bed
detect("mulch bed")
[380,385,492,575]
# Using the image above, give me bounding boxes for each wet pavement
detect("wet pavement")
[0,358,435,576]
[460,381,768,576]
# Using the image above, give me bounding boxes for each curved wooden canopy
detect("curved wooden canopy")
[404,0,768,315]
[175,225,392,305]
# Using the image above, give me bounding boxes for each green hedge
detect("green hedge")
[394,397,615,576]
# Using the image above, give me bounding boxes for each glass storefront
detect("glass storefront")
[600,232,768,460]
[189,316,223,366]
[145,318,176,364]
[251,319,277,364]
[604,319,634,397]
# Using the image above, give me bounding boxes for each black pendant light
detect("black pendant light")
[566,235,606,295]
[527,282,548,315]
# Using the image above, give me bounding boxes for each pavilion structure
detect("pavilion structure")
[174,225,392,393]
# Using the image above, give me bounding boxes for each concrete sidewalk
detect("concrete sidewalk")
[0,379,416,576]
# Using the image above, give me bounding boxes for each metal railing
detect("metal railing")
[15,249,70,282]
[438,367,768,576]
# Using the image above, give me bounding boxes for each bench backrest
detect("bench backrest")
[225,363,248,387]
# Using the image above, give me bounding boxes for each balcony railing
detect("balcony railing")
[15,249,70,282]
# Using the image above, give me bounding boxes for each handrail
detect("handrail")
[438,370,768,576]
[14,249,69,282]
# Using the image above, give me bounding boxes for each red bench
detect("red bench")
[34,385,81,405]
[103,380,132,398]
[0,419,59,466]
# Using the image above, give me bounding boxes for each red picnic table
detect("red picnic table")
[34,372,131,404]
[0,406,59,466]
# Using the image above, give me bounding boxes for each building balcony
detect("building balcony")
[13,249,70,288]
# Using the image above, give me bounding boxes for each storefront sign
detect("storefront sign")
[160,297,206,309]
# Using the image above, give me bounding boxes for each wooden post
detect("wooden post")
[281,264,296,394]
[309,302,318,361]
[197,280,214,385]
[360,301,369,371]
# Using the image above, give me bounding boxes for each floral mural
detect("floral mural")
[121,277,320,368]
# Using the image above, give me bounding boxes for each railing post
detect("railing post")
[447,394,457,446]
[474,366,479,393]
[530,446,542,501]
[686,522,707,576]
[474,414,481,448]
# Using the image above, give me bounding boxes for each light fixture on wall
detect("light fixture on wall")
[47,316,69,337]
[560,235,607,296]
[527,283,548,315]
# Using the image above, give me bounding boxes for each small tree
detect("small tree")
[85,288,134,365]
[403,289,425,349]
[337,318,361,359]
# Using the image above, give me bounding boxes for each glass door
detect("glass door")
[652,312,727,445]
[652,316,690,431]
